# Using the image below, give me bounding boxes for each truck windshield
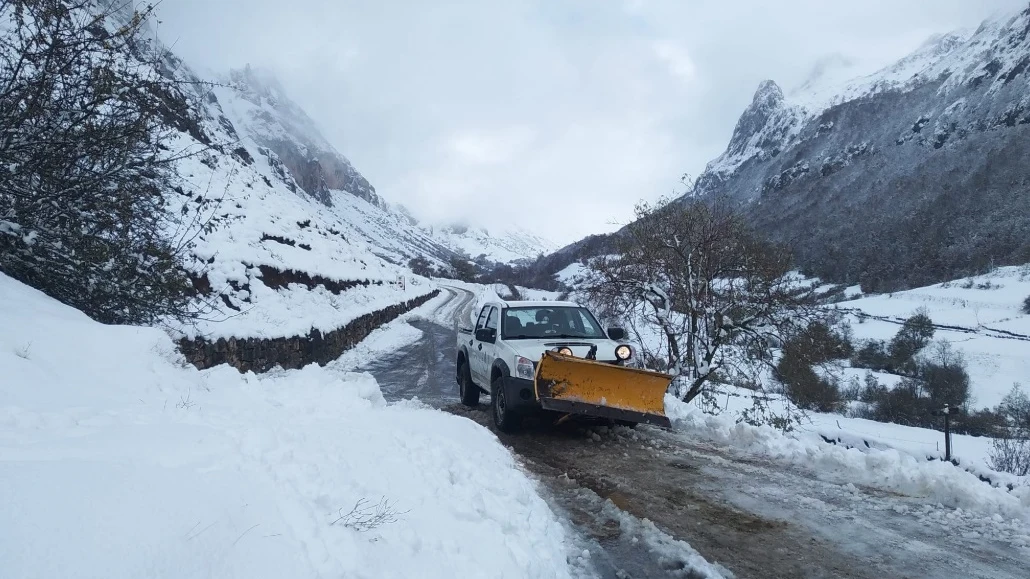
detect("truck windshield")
[502,306,607,340]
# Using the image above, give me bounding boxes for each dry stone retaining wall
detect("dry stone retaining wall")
[178,290,440,373]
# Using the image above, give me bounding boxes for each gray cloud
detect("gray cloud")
[156,0,1028,245]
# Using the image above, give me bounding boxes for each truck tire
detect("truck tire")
[491,375,521,433]
[458,360,480,407]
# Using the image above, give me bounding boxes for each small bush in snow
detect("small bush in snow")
[840,376,862,402]
[330,497,408,532]
[998,384,1030,431]
[407,256,434,278]
[887,311,935,375]
[1022,294,1030,315]
[988,385,1030,476]
[852,339,890,371]
[954,408,1006,437]
[856,345,972,429]
[774,321,851,413]
[988,435,1030,477]
[852,311,935,375]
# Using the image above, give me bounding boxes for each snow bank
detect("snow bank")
[665,395,1030,521]
[0,274,572,578]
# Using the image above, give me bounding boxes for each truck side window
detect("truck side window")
[485,307,499,331]
[474,306,490,330]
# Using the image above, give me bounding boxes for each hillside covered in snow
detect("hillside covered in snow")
[119,37,553,343]
[686,4,1030,292]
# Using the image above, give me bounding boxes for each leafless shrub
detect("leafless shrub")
[988,385,1030,476]
[0,0,216,324]
[13,341,32,359]
[330,496,409,532]
[176,390,196,410]
[988,434,1030,477]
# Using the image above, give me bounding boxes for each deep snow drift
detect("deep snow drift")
[0,274,573,578]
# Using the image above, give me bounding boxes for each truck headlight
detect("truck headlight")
[515,355,535,379]
[615,345,632,361]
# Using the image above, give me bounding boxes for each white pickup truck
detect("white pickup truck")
[455,299,636,432]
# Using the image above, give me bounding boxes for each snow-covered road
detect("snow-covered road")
[360,288,1030,579]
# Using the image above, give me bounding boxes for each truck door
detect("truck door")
[467,305,489,383]
[472,306,499,385]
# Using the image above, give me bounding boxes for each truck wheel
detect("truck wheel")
[458,360,479,407]
[491,375,521,433]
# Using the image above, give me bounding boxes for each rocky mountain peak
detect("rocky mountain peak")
[718,79,799,167]
[221,66,382,208]
[753,79,785,107]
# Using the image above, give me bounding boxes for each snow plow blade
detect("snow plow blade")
[534,351,673,428]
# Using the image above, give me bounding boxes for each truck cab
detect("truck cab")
[455,299,634,432]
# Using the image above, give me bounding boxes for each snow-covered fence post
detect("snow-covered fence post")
[932,404,960,461]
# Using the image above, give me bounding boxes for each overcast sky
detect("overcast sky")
[155,0,1027,246]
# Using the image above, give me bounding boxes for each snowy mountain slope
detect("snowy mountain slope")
[162,121,438,340]
[689,4,1030,291]
[220,66,380,207]
[0,272,575,579]
[87,27,555,341]
[429,224,558,263]
[209,69,554,266]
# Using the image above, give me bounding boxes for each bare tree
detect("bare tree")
[583,196,819,404]
[989,385,1030,476]
[0,0,211,324]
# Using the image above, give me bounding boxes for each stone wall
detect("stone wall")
[178,290,440,373]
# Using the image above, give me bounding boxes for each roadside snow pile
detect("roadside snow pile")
[0,274,572,579]
[665,395,1030,521]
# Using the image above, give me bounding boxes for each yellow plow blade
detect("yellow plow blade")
[534,350,673,428]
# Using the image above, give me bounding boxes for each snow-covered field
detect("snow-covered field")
[834,265,1030,408]
[0,274,573,578]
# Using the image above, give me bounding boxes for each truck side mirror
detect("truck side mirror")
[475,328,497,343]
[607,327,626,341]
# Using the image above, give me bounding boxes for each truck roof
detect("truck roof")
[498,300,581,308]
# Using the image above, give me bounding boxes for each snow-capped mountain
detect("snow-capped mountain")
[218,66,380,208]
[690,4,1030,292]
[211,66,555,267]
[428,224,557,264]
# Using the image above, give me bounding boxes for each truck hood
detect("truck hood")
[507,338,622,363]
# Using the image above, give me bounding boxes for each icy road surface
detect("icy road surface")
[359,288,1030,579]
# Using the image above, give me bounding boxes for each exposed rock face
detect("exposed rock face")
[687,5,1030,291]
[224,66,381,207]
[178,290,439,373]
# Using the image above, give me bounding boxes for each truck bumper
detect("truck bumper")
[501,376,538,412]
